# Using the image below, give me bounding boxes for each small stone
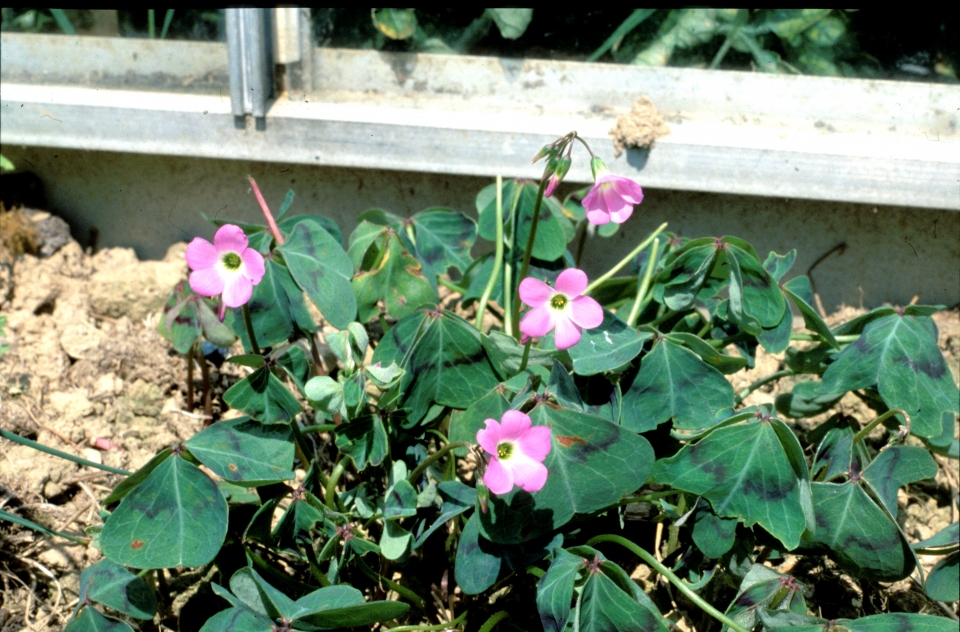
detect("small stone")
[81,448,102,464]
[125,379,163,417]
[88,247,187,320]
[48,389,94,418]
[60,321,103,360]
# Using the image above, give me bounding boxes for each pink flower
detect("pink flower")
[581,157,643,225]
[519,268,604,350]
[186,224,265,320]
[477,410,551,495]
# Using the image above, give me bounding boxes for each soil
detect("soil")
[608,96,671,157]
[0,222,957,630]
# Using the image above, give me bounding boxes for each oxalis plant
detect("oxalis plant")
[5,133,958,632]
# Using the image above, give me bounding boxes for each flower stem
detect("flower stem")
[247,175,284,245]
[0,429,131,476]
[584,222,667,295]
[791,333,860,344]
[626,237,660,327]
[734,370,795,406]
[476,175,505,331]
[289,420,313,468]
[186,343,196,411]
[200,351,212,422]
[852,408,909,445]
[386,611,468,632]
[477,610,508,632]
[573,222,589,269]
[241,303,261,355]
[325,457,348,511]
[517,337,532,374]
[438,277,469,295]
[301,424,338,434]
[357,557,427,610]
[585,534,750,632]
[512,179,549,339]
[407,442,472,485]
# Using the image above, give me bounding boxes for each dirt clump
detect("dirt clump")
[609,96,671,157]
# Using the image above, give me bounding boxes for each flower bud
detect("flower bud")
[532,144,558,164]
[589,156,609,181]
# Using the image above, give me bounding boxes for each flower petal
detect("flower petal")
[240,248,266,284]
[518,277,554,308]
[185,237,219,271]
[500,410,532,441]
[585,208,611,225]
[214,224,249,253]
[600,184,631,219]
[581,184,604,214]
[608,205,634,224]
[610,176,643,204]
[554,268,588,297]
[476,419,502,455]
[484,458,514,495]
[518,425,552,462]
[221,272,253,308]
[189,267,224,297]
[520,305,556,339]
[568,296,604,329]
[553,314,582,350]
[509,455,548,493]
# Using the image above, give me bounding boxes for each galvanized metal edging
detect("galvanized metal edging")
[1,33,957,210]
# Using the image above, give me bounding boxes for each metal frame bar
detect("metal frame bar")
[226,8,271,120]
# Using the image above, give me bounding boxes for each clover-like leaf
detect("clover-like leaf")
[821,312,959,444]
[353,228,438,323]
[568,310,650,375]
[65,607,135,632]
[925,553,958,602]
[184,419,295,486]
[335,415,389,470]
[77,559,156,620]
[223,366,302,423]
[101,454,228,569]
[225,259,315,348]
[861,445,937,516]
[537,548,583,632]
[277,218,356,330]
[653,418,807,549]
[621,338,735,432]
[412,207,476,287]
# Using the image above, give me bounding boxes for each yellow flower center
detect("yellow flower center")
[550,294,568,310]
[222,252,242,271]
[496,442,513,459]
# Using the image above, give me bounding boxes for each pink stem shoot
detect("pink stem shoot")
[248,175,284,246]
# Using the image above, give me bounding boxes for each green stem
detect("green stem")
[0,508,88,544]
[626,238,660,327]
[301,424,338,434]
[852,408,909,445]
[586,534,750,632]
[735,370,795,406]
[325,458,347,511]
[407,442,472,485]
[290,420,313,468]
[476,175,505,330]
[517,338,532,374]
[706,331,751,349]
[584,222,668,295]
[791,333,860,343]
[304,541,332,587]
[648,308,678,329]
[503,184,522,337]
[617,489,679,507]
[148,9,156,38]
[0,429,131,476]
[241,303,261,355]
[160,9,175,39]
[512,179,549,338]
[438,277,469,295]
[386,611,467,632]
[478,610,509,632]
[357,558,427,609]
[573,221,588,269]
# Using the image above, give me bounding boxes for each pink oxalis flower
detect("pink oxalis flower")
[186,224,265,320]
[581,157,644,226]
[477,410,552,495]
[519,268,604,350]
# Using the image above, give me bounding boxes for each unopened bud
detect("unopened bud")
[532,144,557,164]
[476,480,490,514]
[589,156,609,181]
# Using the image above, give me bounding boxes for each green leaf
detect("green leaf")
[412,207,476,286]
[184,419,295,486]
[223,366,302,423]
[568,310,651,375]
[480,405,653,543]
[197,298,238,348]
[353,230,438,323]
[515,182,568,261]
[279,214,343,248]
[384,479,418,521]
[725,565,806,630]
[925,552,959,602]
[277,219,356,330]
[273,493,327,550]
[776,381,844,419]
[580,565,669,632]
[0,154,15,172]
[454,512,502,594]
[810,415,867,482]
[65,608,135,632]
[486,8,533,39]
[807,481,914,581]
[372,8,417,39]
[783,276,839,349]
[621,338,735,432]
[102,449,173,506]
[765,9,831,39]
[658,241,717,312]
[762,250,797,282]
[448,385,512,452]
[158,286,201,354]
[373,309,498,424]
[861,445,937,516]
[226,354,266,369]
[414,481,477,548]
[380,520,413,560]
[197,607,272,632]
[305,376,347,419]
[666,332,748,374]
[477,179,517,241]
[225,260,315,348]
[537,549,583,632]
[335,415,388,470]
[821,313,960,443]
[726,244,786,333]
[77,559,156,620]
[482,331,563,379]
[653,419,807,549]
[913,522,959,555]
[101,454,227,569]
[691,502,737,559]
